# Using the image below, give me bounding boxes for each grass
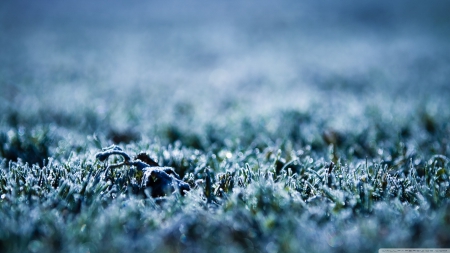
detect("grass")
[1,2,450,252]
[1,99,450,253]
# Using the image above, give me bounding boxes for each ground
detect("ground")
[1,1,450,252]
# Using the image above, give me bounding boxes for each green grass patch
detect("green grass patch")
[1,101,450,252]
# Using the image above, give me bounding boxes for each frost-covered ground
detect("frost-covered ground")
[1,1,450,252]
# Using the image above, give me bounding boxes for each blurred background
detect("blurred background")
[1,0,450,143]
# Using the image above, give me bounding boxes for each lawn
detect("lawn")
[1,1,450,252]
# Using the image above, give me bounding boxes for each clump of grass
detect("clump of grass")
[0,126,54,167]
[1,100,450,252]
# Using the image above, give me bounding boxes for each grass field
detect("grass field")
[1,1,450,252]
